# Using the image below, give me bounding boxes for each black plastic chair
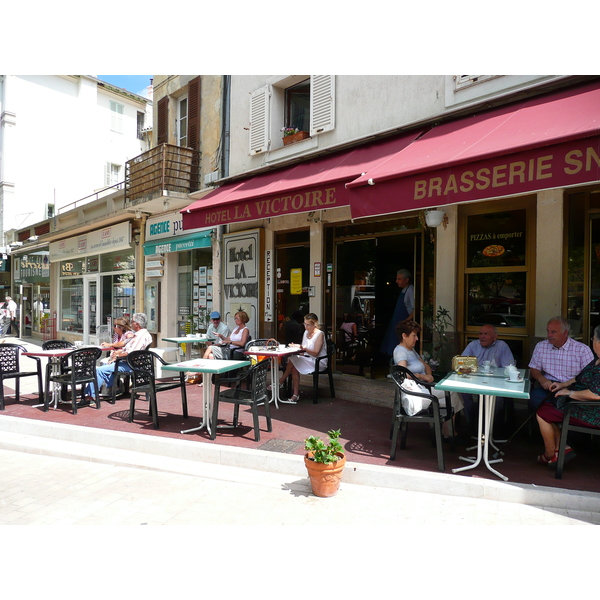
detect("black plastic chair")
[44,347,102,414]
[42,340,74,351]
[0,343,44,410]
[210,359,271,442]
[312,339,336,404]
[389,365,453,472]
[110,342,153,404]
[126,350,188,429]
[555,398,600,479]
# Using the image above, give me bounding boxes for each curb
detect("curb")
[1,414,599,512]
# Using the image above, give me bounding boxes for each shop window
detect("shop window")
[60,278,83,331]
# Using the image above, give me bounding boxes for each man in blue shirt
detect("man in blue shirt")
[461,324,515,430]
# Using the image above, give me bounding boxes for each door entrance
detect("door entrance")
[83,275,99,345]
[334,230,422,378]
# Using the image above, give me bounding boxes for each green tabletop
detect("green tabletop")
[435,370,530,399]
[162,358,250,374]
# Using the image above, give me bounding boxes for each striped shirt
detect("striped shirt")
[528,337,594,382]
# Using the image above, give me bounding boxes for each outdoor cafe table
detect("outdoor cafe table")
[23,348,75,409]
[435,368,530,481]
[162,336,215,361]
[243,345,302,408]
[161,358,250,436]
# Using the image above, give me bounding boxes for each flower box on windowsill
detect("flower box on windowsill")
[282,131,310,146]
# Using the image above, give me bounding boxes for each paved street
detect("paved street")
[1,445,598,526]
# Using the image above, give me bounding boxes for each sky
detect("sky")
[97,75,153,98]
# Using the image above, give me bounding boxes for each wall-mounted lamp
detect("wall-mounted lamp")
[133,233,140,246]
[163,199,170,210]
[424,209,447,228]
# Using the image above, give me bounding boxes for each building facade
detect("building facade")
[184,75,600,382]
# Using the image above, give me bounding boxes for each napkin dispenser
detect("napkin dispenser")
[452,355,479,373]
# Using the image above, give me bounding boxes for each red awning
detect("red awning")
[182,131,421,229]
[348,81,600,188]
[347,81,600,219]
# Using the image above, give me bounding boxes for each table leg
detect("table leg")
[482,395,508,481]
[32,357,61,409]
[269,358,279,408]
[180,373,212,435]
[452,391,484,474]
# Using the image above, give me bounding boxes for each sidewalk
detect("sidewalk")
[2,336,600,514]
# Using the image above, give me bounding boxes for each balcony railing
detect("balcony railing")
[125,143,201,205]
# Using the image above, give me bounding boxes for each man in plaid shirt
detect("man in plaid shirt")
[528,316,593,410]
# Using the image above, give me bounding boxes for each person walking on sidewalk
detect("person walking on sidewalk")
[0,296,18,337]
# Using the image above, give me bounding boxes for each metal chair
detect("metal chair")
[311,339,336,404]
[555,398,600,479]
[389,365,453,472]
[210,359,271,442]
[44,347,102,414]
[0,343,44,410]
[126,350,188,429]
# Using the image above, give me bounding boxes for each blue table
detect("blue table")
[162,358,250,436]
[435,369,530,481]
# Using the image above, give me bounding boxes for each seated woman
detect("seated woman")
[339,312,359,361]
[204,310,250,360]
[536,324,600,467]
[393,320,463,440]
[277,312,327,404]
[101,318,135,364]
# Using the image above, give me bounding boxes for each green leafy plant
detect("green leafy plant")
[304,429,343,464]
[422,304,453,368]
[280,126,300,137]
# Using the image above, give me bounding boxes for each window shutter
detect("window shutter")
[249,86,270,154]
[157,96,168,145]
[310,75,335,135]
[187,76,201,150]
[105,162,111,186]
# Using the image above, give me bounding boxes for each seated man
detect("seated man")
[460,324,515,429]
[85,312,152,401]
[203,311,230,358]
[529,316,594,411]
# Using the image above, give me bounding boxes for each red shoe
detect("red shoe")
[537,453,554,464]
[548,448,576,469]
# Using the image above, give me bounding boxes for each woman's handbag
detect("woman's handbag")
[400,378,433,416]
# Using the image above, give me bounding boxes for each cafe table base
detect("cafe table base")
[161,358,250,437]
[435,369,530,482]
[452,394,508,481]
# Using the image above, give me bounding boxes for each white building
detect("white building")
[0,75,151,245]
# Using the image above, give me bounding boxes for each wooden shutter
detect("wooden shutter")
[157,96,168,145]
[310,75,335,135]
[187,76,201,150]
[249,85,270,154]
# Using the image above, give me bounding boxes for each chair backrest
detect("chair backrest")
[245,338,270,350]
[250,358,270,402]
[390,365,435,401]
[0,343,25,375]
[43,339,74,351]
[64,348,102,381]
[126,350,157,389]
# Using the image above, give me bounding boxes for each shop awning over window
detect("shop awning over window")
[181,131,421,229]
[346,81,600,218]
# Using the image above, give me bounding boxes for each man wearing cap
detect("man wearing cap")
[203,311,230,358]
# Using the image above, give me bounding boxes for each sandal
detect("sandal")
[537,453,554,464]
[289,394,299,404]
[548,448,576,469]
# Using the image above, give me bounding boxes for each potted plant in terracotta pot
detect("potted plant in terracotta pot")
[281,126,310,146]
[304,429,346,497]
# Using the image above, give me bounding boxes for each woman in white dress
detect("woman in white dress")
[278,313,327,403]
[205,311,250,360]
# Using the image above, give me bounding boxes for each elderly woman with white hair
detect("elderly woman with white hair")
[85,312,152,403]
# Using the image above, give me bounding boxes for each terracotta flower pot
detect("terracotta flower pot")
[304,452,346,497]
[282,131,310,146]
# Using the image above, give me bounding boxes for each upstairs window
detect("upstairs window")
[110,101,124,133]
[284,79,310,132]
[137,111,145,140]
[178,97,188,147]
[249,75,335,155]
[105,163,121,186]
[455,75,497,90]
